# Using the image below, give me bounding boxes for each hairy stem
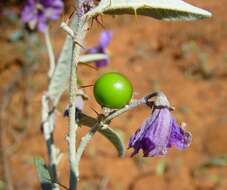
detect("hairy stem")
[68,41,78,190]
[41,94,59,190]
[44,27,55,78]
[75,122,100,163]
[67,16,88,190]
[42,27,59,189]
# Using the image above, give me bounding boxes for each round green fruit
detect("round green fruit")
[93,72,133,109]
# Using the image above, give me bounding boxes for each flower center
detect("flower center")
[36,3,44,11]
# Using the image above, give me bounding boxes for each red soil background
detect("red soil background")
[1,0,227,189]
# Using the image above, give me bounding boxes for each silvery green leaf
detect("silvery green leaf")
[48,16,79,105]
[99,127,125,157]
[79,112,125,157]
[85,0,212,21]
[79,53,109,63]
[34,156,52,190]
[48,36,72,105]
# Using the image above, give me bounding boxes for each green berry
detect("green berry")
[93,72,133,109]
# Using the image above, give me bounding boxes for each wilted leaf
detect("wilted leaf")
[86,0,212,21]
[34,156,52,190]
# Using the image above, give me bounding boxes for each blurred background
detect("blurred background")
[1,0,227,190]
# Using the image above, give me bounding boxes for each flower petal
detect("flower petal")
[129,93,192,157]
[40,0,63,8]
[45,7,63,20]
[143,109,172,156]
[37,16,48,32]
[21,0,63,32]
[129,108,172,157]
[95,59,109,68]
[21,1,37,22]
[99,31,112,49]
[168,119,192,149]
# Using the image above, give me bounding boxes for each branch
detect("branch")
[62,16,89,190]
[42,28,59,190]
[78,92,158,128]
[68,41,78,190]
[44,27,56,78]
[75,92,158,163]
[41,94,59,190]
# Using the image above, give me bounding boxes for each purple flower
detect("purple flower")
[64,95,84,117]
[128,93,192,157]
[21,0,64,32]
[88,30,112,68]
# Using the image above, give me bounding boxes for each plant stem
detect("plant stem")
[75,92,159,163]
[43,27,59,190]
[76,122,100,163]
[67,16,88,190]
[44,27,55,78]
[68,41,78,190]
[41,94,59,190]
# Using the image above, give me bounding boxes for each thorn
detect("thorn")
[88,17,94,30]
[57,182,68,190]
[74,40,85,49]
[79,84,94,88]
[79,62,98,70]
[95,15,105,29]
[89,106,99,116]
[65,7,77,24]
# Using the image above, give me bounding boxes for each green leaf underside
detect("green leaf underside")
[34,157,52,190]
[98,127,125,157]
[104,7,208,20]
[86,0,212,21]
[79,113,125,157]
